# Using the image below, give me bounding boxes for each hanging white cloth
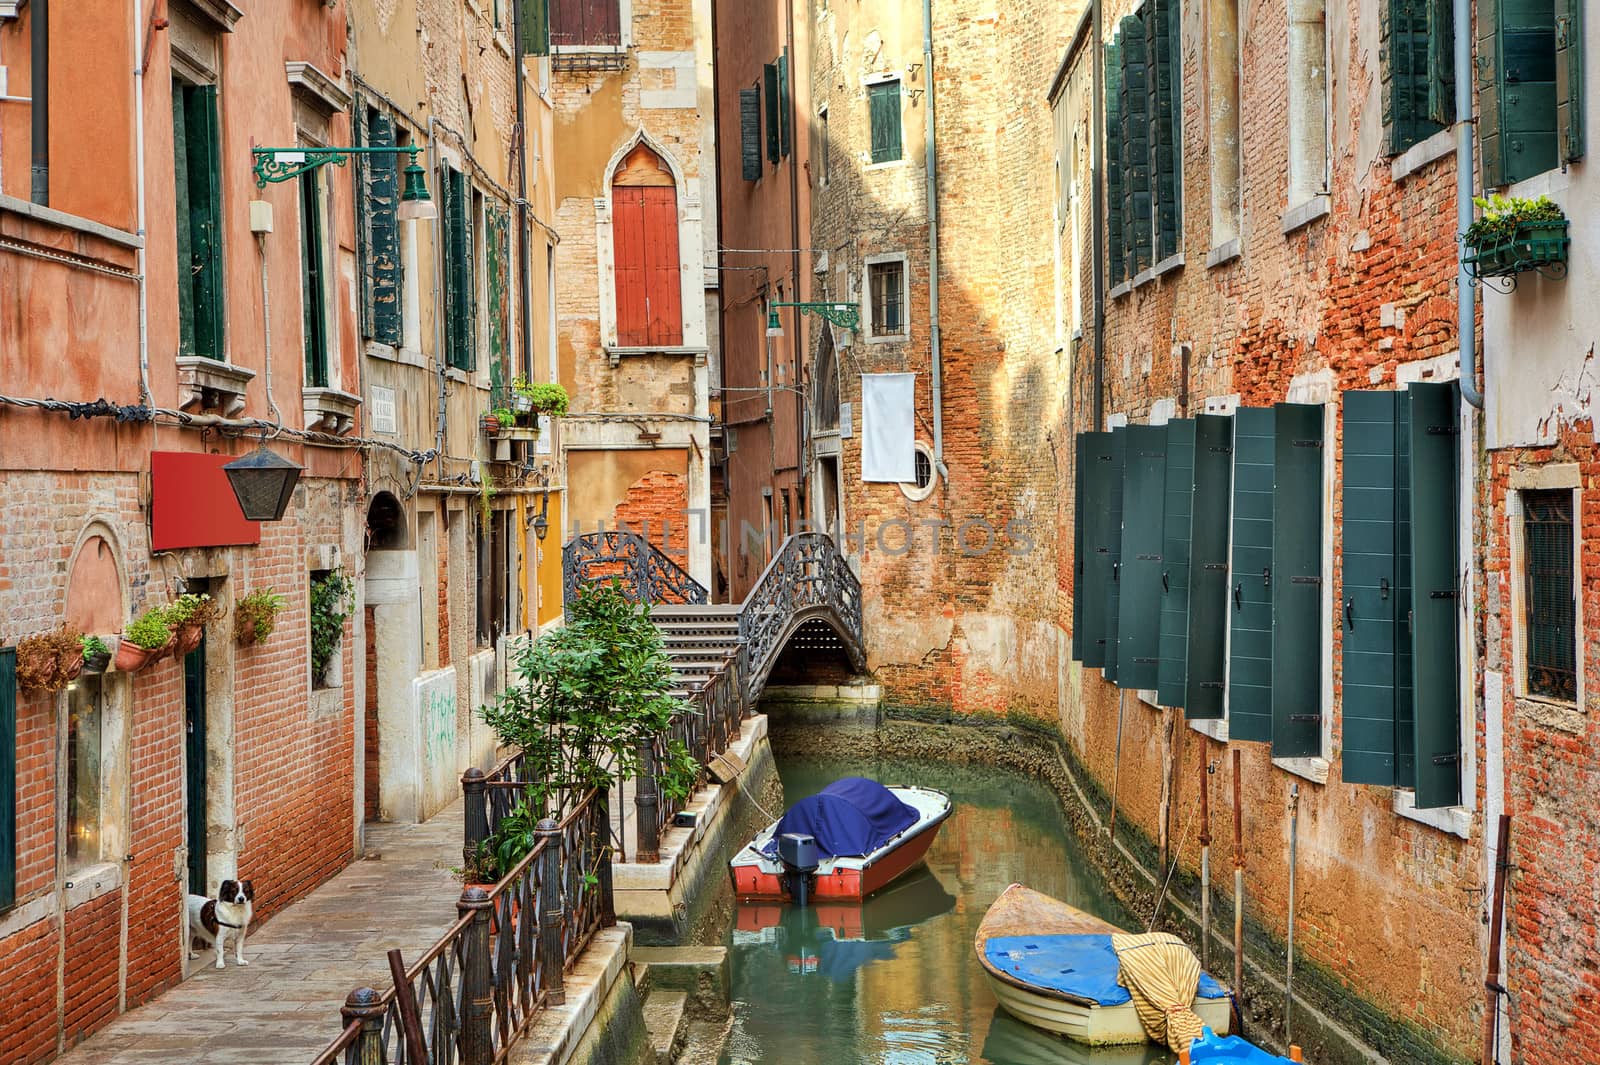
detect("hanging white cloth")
[860,372,916,482]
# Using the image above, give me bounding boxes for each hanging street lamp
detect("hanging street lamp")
[251,144,437,221]
[223,442,304,522]
[764,301,861,338]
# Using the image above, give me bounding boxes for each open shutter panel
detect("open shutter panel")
[1339,391,1411,785]
[764,64,781,163]
[1105,39,1125,284]
[464,189,477,371]
[173,87,194,355]
[0,646,14,912]
[1119,15,1152,276]
[1100,430,1130,678]
[1079,432,1121,669]
[1117,425,1168,691]
[1409,382,1463,809]
[1499,0,1559,184]
[1557,0,1584,162]
[1426,0,1456,127]
[188,85,225,361]
[486,206,508,374]
[1228,407,1274,742]
[1271,403,1325,759]
[1185,415,1233,719]
[1157,420,1195,706]
[1383,0,1434,153]
[354,104,373,340]
[1147,0,1180,260]
[444,169,466,368]
[1072,433,1089,661]
[778,52,792,158]
[740,88,763,181]
[1478,0,1505,187]
[521,0,550,56]
[367,112,403,347]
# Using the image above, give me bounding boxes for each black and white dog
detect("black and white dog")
[186,879,255,970]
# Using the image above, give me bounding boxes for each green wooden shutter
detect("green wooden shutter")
[765,63,781,163]
[1101,427,1129,683]
[1119,15,1151,275]
[1409,382,1462,808]
[0,646,14,913]
[1481,0,1558,185]
[354,104,373,340]
[1478,0,1505,187]
[172,85,194,356]
[741,88,763,181]
[1147,0,1180,260]
[869,81,902,163]
[463,187,478,372]
[1426,0,1456,126]
[300,174,329,388]
[1185,414,1233,719]
[521,0,550,55]
[1557,0,1584,161]
[1082,430,1127,672]
[1383,0,1438,153]
[1271,403,1325,758]
[1339,391,1412,785]
[778,51,792,158]
[443,167,465,369]
[366,111,404,347]
[1105,38,1125,284]
[1157,419,1194,706]
[1228,406,1274,741]
[185,85,224,361]
[486,205,509,377]
[1118,425,1168,691]
[1073,433,1089,661]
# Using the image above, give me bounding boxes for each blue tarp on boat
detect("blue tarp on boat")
[983,934,1230,1006]
[761,777,919,859]
[1188,1027,1293,1063]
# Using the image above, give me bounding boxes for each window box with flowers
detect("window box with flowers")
[1464,195,1570,288]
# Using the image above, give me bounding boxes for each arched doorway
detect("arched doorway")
[611,144,682,347]
[363,492,423,822]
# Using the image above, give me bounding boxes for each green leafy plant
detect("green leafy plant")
[1464,194,1566,247]
[124,609,174,651]
[480,582,698,819]
[80,634,111,661]
[235,588,287,645]
[524,382,569,418]
[164,592,214,627]
[479,467,496,525]
[309,570,354,683]
[492,407,516,426]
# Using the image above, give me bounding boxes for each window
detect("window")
[300,170,330,387]
[441,166,477,370]
[1478,0,1583,185]
[1287,0,1329,204]
[868,80,902,164]
[1207,0,1241,243]
[1106,0,1182,283]
[173,80,224,360]
[1524,488,1577,701]
[521,0,552,55]
[820,106,830,183]
[476,512,508,648]
[549,0,621,47]
[65,678,105,875]
[764,63,781,163]
[611,145,683,347]
[357,105,404,347]
[740,86,763,182]
[1380,0,1453,155]
[309,569,352,690]
[0,647,14,912]
[899,440,938,502]
[868,259,905,337]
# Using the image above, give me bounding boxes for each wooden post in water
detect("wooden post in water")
[1231,749,1245,1025]
[1286,783,1300,1047]
[1199,746,1212,971]
[1482,814,1512,1065]
[1109,689,1126,842]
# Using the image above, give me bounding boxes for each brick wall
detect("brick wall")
[613,471,691,566]
[62,892,121,1049]
[0,914,58,1065]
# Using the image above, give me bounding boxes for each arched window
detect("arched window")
[612,145,682,347]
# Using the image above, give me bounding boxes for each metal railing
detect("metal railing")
[737,532,864,701]
[561,530,708,606]
[308,788,613,1065]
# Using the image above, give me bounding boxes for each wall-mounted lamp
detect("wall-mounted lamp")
[765,301,861,339]
[223,441,304,521]
[251,144,437,222]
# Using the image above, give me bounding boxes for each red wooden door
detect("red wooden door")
[641,187,682,346]
[614,188,649,345]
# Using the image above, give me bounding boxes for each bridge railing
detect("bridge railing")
[738,532,863,699]
[308,788,613,1065]
[561,530,708,605]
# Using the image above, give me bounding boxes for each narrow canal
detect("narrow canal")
[717,752,1179,1065]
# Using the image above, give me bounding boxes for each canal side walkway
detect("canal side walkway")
[55,803,466,1065]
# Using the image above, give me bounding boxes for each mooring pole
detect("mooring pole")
[1482,814,1512,1065]
[1199,746,1213,971]
[1109,688,1126,842]
[1286,782,1300,1047]
[1232,749,1245,1027]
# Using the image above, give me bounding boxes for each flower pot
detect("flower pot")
[82,648,112,674]
[512,394,534,414]
[114,640,161,672]
[481,414,502,434]
[15,643,59,693]
[56,653,84,686]
[175,622,204,657]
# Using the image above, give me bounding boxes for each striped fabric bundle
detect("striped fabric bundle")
[1112,931,1206,1053]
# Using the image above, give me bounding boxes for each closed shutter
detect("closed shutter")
[1185,414,1233,719]
[778,51,792,158]
[1426,0,1456,126]
[1119,15,1152,276]
[1073,433,1089,661]
[1105,39,1125,284]
[1118,425,1168,691]
[486,205,509,375]
[1102,427,1129,683]
[1483,0,1558,185]
[1408,381,1462,808]
[521,0,550,55]
[1157,419,1194,706]
[463,187,477,372]
[366,112,403,347]
[444,168,473,369]
[1228,406,1274,741]
[740,87,763,181]
[1081,431,1126,672]
[1382,0,1437,153]
[614,186,647,345]
[641,186,683,346]
[0,646,14,913]
[1478,0,1505,187]
[869,81,902,164]
[1271,403,1325,759]
[185,85,225,361]
[1147,0,1180,260]
[1557,0,1584,161]
[1339,391,1412,785]
[764,63,780,164]
[299,174,329,387]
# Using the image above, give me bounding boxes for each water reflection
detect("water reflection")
[719,754,1177,1065]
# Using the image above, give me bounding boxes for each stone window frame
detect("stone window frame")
[862,252,910,344]
[1508,463,1584,717]
[897,440,939,502]
[56,674,131,909]
[861,71,907,172]
[549,0,634,54]
[307,546,347,717]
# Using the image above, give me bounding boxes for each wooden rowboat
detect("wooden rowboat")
[975,884,1232,1046]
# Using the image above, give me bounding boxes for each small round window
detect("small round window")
[899,441,938,502]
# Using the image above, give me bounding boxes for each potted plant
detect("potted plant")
[510,376,537,416]
[80,634,113,674]
[166,593,214,656]
[456,801,539,932]
[235,588,286,647]
[1464,194,1570,279]
[525,382,569,419]
[15,623,82,692]
[116,608,175,672]
[482,408,515,434]
[309,570,354,686]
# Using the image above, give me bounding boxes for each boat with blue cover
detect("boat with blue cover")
[1188,1027,1298,1063]
[975,884,1233,1046]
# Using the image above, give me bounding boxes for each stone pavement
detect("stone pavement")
[57,802,467,1065]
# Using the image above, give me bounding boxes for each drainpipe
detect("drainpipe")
[921,0,946,476]
[1090,0,1105,431]
[132,0,150,405]
[511,0,534,381]
[30,0,48,205]
[1454,0,1483,409]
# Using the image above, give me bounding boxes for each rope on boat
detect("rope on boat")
[1112,932,1206,1053]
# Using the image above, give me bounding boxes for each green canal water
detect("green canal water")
[717,753,1179,1065]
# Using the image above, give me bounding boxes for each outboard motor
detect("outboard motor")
[777,832,820,907]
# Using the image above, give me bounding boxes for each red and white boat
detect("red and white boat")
[729,777,952,903]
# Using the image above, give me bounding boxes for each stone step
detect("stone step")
[629,947,730,1019]
[642,989,689,1065]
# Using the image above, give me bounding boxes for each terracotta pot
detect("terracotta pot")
[114,640,158,672]
[56,654,84,685]
[175,622,204,656]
